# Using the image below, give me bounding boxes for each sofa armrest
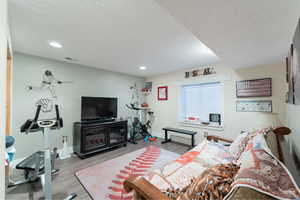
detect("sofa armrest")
[229,187,275,200]
[206,135,233,144]
[124,175,170,200]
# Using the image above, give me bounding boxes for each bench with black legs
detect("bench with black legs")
[161,127,197,147]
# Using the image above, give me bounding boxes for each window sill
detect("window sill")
[178,121,224,131]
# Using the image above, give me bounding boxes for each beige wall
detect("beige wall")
[0,0,8,198]
[146,62,286,144]
[12,53,145,159]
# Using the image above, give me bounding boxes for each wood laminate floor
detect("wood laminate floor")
[6,139,190,200]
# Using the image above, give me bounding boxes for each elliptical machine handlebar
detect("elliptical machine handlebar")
[20,104,63,134]
[126,103,141,111]
[34,104,42,122]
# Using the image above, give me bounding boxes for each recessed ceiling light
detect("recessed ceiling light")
[139,66,147,70]
[49,41,63,48]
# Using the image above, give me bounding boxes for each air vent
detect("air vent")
[65,57,77,61]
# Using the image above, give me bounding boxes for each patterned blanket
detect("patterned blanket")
[225,134,300,200]
[165,163,240,200]
[144,134,300,200]
[144,140,234,192]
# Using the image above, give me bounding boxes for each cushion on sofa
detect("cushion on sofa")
[229,128,272,161]
[234,133,272,164]
[229,131,249,160]
[225,135,300,200]
[245,133,270,152]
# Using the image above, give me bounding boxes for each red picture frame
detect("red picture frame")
[157,86,168,101]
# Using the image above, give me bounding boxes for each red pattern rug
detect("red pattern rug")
[75,145,179,200]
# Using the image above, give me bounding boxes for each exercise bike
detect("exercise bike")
[126,103,157,144]
[8,70,76,200]
[9,100,77,200]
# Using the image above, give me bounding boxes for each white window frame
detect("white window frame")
[179,81,224,128]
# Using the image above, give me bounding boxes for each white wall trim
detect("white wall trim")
[178,122,224,131]
[0,0,7,197]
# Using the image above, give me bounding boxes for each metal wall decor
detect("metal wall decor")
[184,66,216,78]
[236,100,272,112]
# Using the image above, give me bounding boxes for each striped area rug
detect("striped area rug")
[75,145,179,200]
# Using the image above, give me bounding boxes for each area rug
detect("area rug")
[75,145,179,200]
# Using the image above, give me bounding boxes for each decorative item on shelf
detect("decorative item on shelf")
[141,103,149,108]
[236,100,272,112]
[142,81,152,95]
[192,70,198,77]
[157,86,168,101]
[201,121,210,125]
[184,117,205,125]
[185,71,190,78]
[184,66,216,78]
[145,81,152,91]
[141,88,151,95]
[209,113,221,125]
[186,117,200,122]
[236,78,272,98]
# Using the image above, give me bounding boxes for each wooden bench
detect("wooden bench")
[161,127,197,147]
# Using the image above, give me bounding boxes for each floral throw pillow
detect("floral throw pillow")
[229,128,272,161]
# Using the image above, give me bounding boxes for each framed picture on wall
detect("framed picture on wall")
[157,86,168,101]
[287,44,296,104]
[292,19,300,104]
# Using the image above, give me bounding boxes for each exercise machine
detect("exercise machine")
[126,83,157,144]
[126,103,157,144]
[9,70,76,200]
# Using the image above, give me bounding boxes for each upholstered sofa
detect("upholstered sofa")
[124,127,300,200]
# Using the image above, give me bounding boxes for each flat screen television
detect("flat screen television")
[81,97,117,121]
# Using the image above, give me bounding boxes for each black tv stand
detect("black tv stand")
[73,120,127,159]
[82,118,116,124]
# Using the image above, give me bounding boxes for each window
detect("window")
[180,82,223,125]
